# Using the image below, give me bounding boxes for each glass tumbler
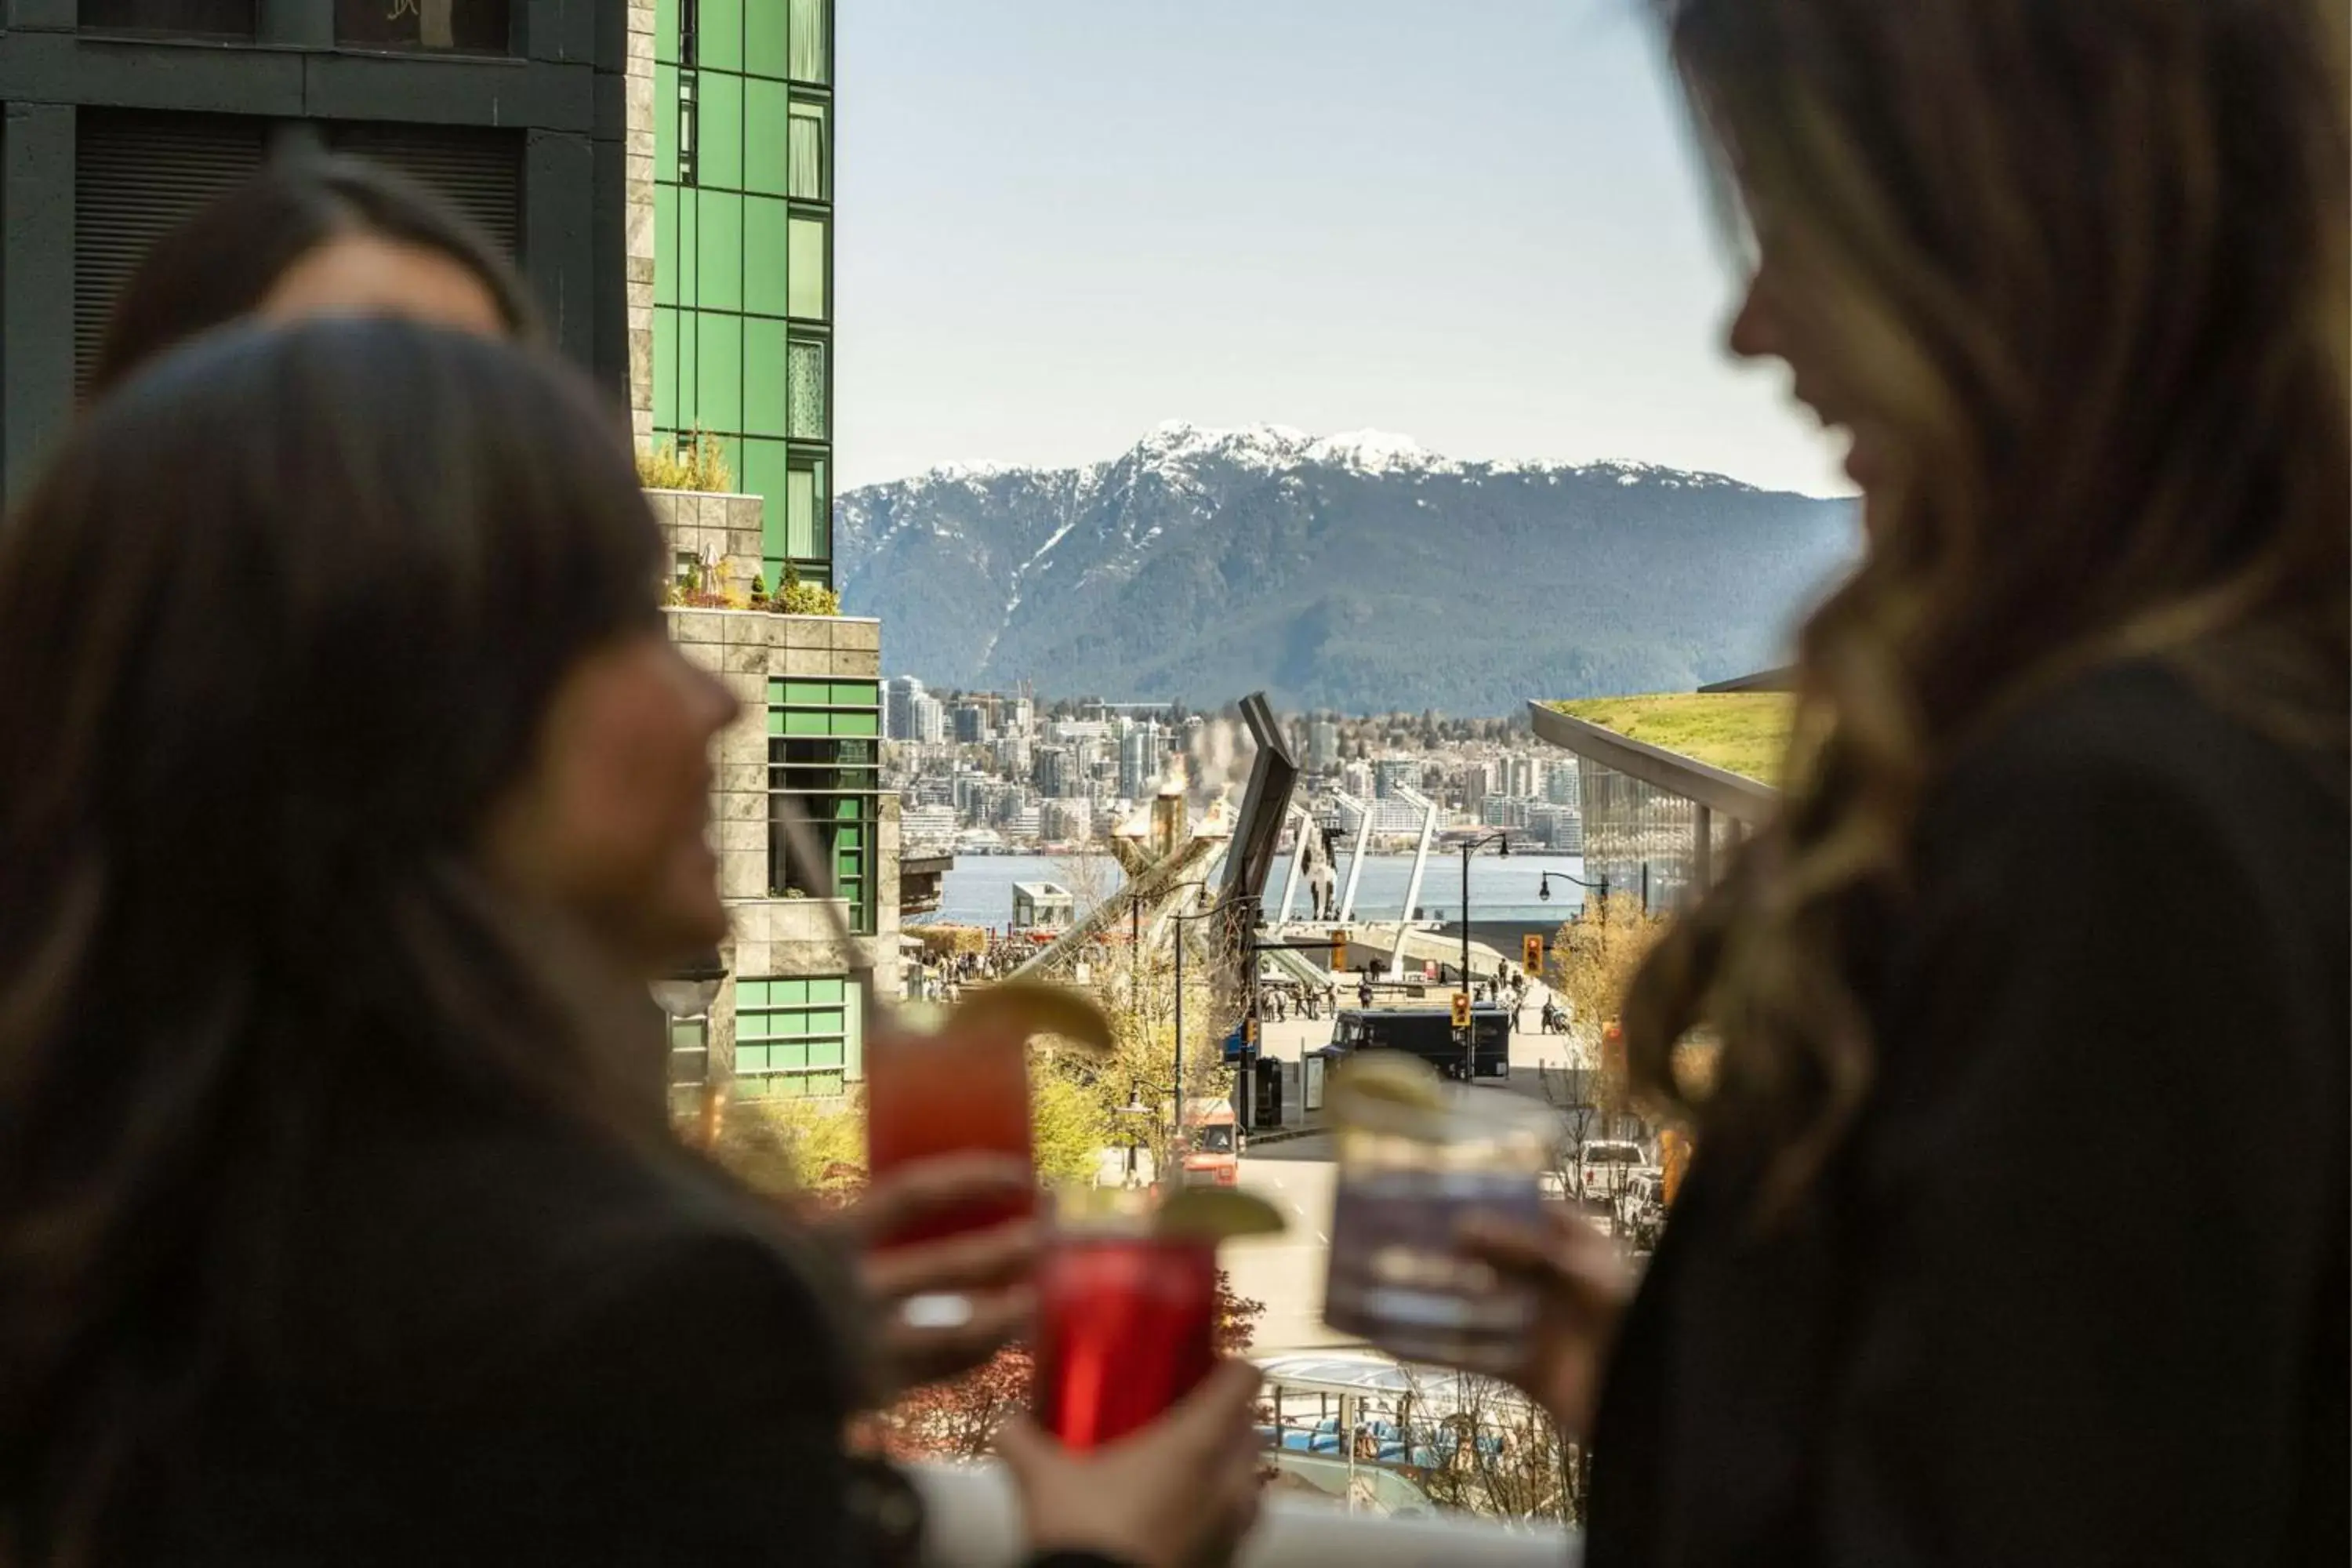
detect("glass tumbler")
[1321,1063,1560,1371]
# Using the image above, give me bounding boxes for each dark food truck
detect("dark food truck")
[1331,1006,1511,1081]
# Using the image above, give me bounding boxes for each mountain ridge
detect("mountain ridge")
[835,423,1857,714]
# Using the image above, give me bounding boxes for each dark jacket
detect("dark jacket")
[1588,663,2347,1566]
[133,1100,907,1564]
[123,1096,1127,1567]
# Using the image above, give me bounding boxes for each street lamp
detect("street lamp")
[1457,832,1511,1082]
[648,948,728,1022]
[1537,869,1611,913]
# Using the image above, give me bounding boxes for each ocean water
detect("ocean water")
[925,851,1590,931]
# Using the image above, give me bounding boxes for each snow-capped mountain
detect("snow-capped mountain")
[835,422,1857,713]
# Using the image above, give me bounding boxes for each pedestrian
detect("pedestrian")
[0,321,1266,1566]
[1443,4,2347,1563]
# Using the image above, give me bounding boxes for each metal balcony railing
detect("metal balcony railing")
[909,1463,1579,1568]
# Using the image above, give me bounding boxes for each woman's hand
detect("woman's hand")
[1457,1207,1634,1436]
[995,1360,1266,1568]
[822,1153,1040,1399]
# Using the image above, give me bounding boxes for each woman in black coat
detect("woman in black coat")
[1457,2,2349,1563]
[0,321,1263,1567]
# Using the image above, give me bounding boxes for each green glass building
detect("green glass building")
[652,0,833,589]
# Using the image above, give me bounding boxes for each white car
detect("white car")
[1613,1171,1668,1247]
[1575,1141,1653,1207]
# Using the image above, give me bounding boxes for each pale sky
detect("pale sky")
[834,0,1853,498]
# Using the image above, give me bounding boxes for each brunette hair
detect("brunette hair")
[1627,0,2350,1206]
[85,154,539,397]
[0,321,666,1559]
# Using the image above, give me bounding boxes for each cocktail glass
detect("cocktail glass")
[863,1011,1036,1248]
[1321,1054,1560,1371]
[1034,1210,1219,1450]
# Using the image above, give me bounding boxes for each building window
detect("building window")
[768,679,880,936]
[788,0,829,84]
[773,452,829,579]
[735,976,860,1098]
[335,0,511,53]
[677,71,701,187]
[80,0,253,36]
[786,214,828,320]
[787,100,829,201]
[787,338,826,440]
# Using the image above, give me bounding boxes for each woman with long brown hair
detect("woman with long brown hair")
[1459,2,2348,1562]
[0,321,1265,1566]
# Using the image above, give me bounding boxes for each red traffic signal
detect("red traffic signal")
[1451,991,1472,1029]
[1522,933,1545,975]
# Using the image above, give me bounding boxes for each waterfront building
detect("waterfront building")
[1040,799,1093,844]
[1529,803,1584,854]
[884,675,927,741]
[1481,797,1534,831]
[1116,720,1164,800]
[1374,757,1417,800]
[1527,687,1787,914]
[1033,745,1075,799]
[902,804,958,848]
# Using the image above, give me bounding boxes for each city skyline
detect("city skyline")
[836,0,1853,499]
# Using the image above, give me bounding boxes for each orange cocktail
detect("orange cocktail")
[863,1009,1037,1247]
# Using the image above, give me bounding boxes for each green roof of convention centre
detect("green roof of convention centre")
[1539,693,1791,788]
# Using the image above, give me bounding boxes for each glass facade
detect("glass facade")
[768,678,880,935]
[735,976,860,1098]
[654,0,834,588]
[1575,759,1744,916]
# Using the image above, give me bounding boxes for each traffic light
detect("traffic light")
[1522,932,1545,977]
[1246,1015,1260,1048]
[1451,990,1472,1030]
[1330,929,1349,973]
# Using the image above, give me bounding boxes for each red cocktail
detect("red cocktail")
[864,1014,1036,1247]
[1034,1229,1218,1450]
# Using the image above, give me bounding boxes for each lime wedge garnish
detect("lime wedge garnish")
[942,981,1116,1057]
